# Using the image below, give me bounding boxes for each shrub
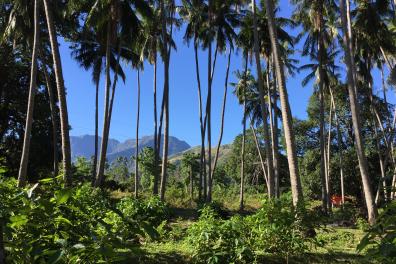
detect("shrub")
[186,206,253,264]
[247,196,309,259]
[0,178,169,263]
[358,201,396,263]
[186,195,312,263]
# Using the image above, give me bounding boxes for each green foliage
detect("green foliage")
[0,178,169,263]
[358,201,396,263]
[186,194,312,263]
[186,206,253,264]
[138,147,159,191]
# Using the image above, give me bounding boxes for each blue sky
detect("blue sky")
[62,0,395,147]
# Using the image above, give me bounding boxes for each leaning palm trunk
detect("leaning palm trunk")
[43,0,72,185]
[263,0,304,206]
[340,0,377,224]
[18,0,40,187]
[239,100,247,211]
[252,0,275,198]
[212,49,231,175]
[135,70,141,198]
[43,64,59,177]
[95,21,112,187]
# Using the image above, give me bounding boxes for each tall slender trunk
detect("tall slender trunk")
[239,100,246,211]
[153,55,159,195]
[267,60,279,197]
[250,120,269,187]
[43,0,72,185]
[318,53,328,214]
[263,0,304,206]
[330,90,345,206]
[18,0,40,187]
[194,41,205,201]
[206,42,213,202]
[95,20,112,187]
[326,99,333,211]
[160,0,173,201]
[252,0,275,198]
[42,64,59,177]
[93,80,99,185]
[135,70,141,198]
[340,0,377,224]
[271,57,280,197]
[212,49,231,175]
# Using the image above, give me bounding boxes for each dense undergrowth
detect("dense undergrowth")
[1,177,395,263]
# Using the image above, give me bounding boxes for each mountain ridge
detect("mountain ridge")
[70,134,191,162]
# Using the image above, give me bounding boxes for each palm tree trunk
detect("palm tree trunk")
[159,0,172,201]
[330,90,345,206]
[267,59,279,198]
[153,55,159,195]
[212,49,231,175]
[42,64,59,177]
[271,57,280,197]
[252,0,275,198]
[206,42,213,202]
[326,100,333,211]
[316,1,329,212]
[18,0,40,187]
[250,120,269,187]
[43,0,72,185]
[340,0,378,224]
[93,80,99,185]
[194,40,205,201]
[239,100,247,211]
[135,70,141,198]
[263,0,304,206]
[95,20,112,187]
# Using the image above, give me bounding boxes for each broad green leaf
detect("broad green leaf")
[9,214,28,228]
[53,189,72,205]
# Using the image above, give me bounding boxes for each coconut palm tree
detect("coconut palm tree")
[159,0,177,201]
[70,26,126,184]
[17,0,40,187]
[138,1,175,194]
[43,0,73,185]
[232,67,254,210]
[251,0,275,198]
[262,0,304,207]
[91,0,152,187]
[339,0,377,224]
[179,0,209,201]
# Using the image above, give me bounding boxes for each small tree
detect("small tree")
[181,153,200,202]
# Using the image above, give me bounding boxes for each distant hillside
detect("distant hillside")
[169,144,233,166]
[71,135,191,162]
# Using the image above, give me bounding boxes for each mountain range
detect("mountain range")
[70,135,191,162]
